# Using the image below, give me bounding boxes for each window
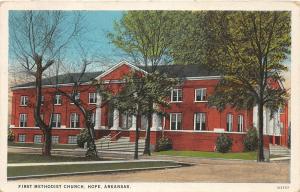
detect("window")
[20,96,28,106]
[194,113,206,131]
[41,96,44,105]
[89,93,97,104]
[18,134,26,143]
[195,88,207,101]
[54,94,62,105]
[121,113,132,129]
[68,136,77,144]
[51,113,61,128]
[227,113,233,132]
[70,113,80,128]
[91,112,96,126]
[171,89,182,102]
[19,114,27,127]
[52,136,59,144]
[237,115,244,132]
[70,93,80,104]
[35,114,44,127]
[33,135,42,143]
[170,113,182,130]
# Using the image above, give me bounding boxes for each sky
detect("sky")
[8,10,291,88]
[8,11,125,73]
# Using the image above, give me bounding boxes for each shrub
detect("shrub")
[156,136,172,151]
[243,127,258,151]
[8,129,15,142]
[77,129,91,148]
[215,133,233,153]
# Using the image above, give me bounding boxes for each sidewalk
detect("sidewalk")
[8,159,174,167]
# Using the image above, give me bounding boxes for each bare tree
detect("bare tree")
[10,11,83,156]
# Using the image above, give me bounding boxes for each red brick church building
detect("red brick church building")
[10,61,289,152]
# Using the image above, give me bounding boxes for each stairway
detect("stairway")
[269,144,291,157]
[95,136,146,156]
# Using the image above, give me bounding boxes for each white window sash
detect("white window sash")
[171,89,182,102]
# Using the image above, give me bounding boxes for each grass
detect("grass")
[8,153,104,163]
[8,142,77,149]
[154,150,257,160]
[8,161,179,177]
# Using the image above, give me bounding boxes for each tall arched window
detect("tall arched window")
[226,113,233,132]
[237,115,244,132]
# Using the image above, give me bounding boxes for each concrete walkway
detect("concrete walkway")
[8,159,173,167]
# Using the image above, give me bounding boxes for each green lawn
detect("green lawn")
[8,142,77,149]
[8,161,179,177]
[8,153,104,163]
[154,150,257,160]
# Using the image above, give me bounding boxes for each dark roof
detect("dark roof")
[141,64,220,78]
[13,64,220,88]
[13,71,102,88]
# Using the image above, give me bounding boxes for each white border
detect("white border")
[0,1,299,192]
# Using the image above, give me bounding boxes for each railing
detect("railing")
[98,131,122,150]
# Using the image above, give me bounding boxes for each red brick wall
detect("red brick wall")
[11,85,97,128]
[11,128,81,144]
[164,79,253,132]
[164,131,246,152]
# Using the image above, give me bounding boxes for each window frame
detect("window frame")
[237,114,244,132]
[33,135,42,144]
[52,136,59,144]
[18,134,26,143]
[170,113,182,130]
[54,94,62,105]
[226,113,233,132]
[19,113,28,127]
[70,93,80,104]
[194,88,207,102]
[70,113,80,128]
[51,113,61,128]
[194,112,206,131]
[20,96,28,106]
[68,135,77,144]
[89,92,97,104]
[171,89,183,102]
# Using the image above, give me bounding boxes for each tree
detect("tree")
[172,11,290,162]
[108,11,176,155]
[112,71,178,158]
[10,11,83,156]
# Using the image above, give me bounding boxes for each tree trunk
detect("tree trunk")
[257,102,265,162]
[134,112,139,160]
[84,111,98,159]
[143,113,152,155]
[34,64,52,156]
[42,128,52,156]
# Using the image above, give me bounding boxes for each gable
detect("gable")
[96,61,147,81]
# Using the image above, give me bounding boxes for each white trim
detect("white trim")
[20,96,28,106]
[171,88,183,102]
[95,60,148,80]
[185,76,221,80]
[70,113,80,128]
[194,88,207,102]
[170,113,182,130]
[11,82,91,90]
[226,113,233,132]
[194,112,206,131]
[88,92,97,104]
[11,127,84,130]
[164,129,247,134]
